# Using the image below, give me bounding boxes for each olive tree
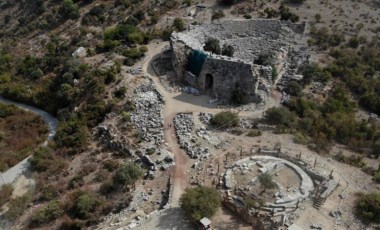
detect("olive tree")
[180,186,221,222]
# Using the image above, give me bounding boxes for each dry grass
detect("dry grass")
[0,104,48,171]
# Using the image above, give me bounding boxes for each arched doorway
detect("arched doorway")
[205,73,213,91]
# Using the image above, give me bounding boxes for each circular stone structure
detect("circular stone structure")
[224,155,314,208]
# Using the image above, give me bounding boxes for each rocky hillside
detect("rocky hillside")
[0,0,180,229]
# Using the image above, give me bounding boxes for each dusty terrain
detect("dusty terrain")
[128,34,379,230]
[0,0,379,229]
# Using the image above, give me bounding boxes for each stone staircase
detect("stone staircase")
[313,196,325,209]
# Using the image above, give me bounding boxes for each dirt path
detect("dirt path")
[138,41,279,229]
[143,42,229,207]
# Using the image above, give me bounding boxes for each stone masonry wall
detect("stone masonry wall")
[184,71,197,87]
[198,57,255,100]
[170,40,191,80]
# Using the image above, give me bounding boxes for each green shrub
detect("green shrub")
[30,68,44,79]
[4,15,11,24]
[299,63,331,85]
[220,0,235,6]
[114,86,126,98]
[29,147,67,174]
[279,4,299,22]
[264,8,278,18]
[82,4,106,25]
[173,18,185,31]
[356,192,380,223]
[122,111,131,122]
[210,111,239,128]
[222,44,234,57]
[204,38,221,55]
[180,186,221,222]
[315,13,321,23]
[113,163,143,188]
[115,0,133,7]
[60,0,80,20]
[265,107,296,127]
[69,174,84,189]
[333,152,366,168]
[103,159,120,172]
[122,46,147,66]
[285,81,303,96]
[244,197,264,208]
[211,10,225,20]
[54,117,89,154]
[373,141,380,158]
[31,200,64,226]
[254,52,274,66]
[348,37,359,48]
[0,72,11,83]
[243,14,252,19]
[146,148,156,155]
[374,171,380,183]
[272,67,278,80]
[99,181,115,195]
[73,192,101,219]
[246,129,262,137]
[0,184,13,207]
[5,193,32,220]
[293,132,309,145]
[258,173,277,190]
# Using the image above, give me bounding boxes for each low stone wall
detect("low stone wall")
[228,155,314,206]
[255,149,327,182]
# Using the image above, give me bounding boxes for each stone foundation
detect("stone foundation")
[170,19,306,104]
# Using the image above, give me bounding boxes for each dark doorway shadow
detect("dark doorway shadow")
[205,73,214,91]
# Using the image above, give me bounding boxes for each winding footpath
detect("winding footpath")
[0,96,58,186]
[133,42,219,230]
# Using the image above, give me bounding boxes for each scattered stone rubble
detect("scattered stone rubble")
[199,112,213,125]
[128,66,143,75]
[131,83,164,145]
[94,124,132,156]
[174,113,210,159]
[99,178,172,230]
[276,48,307,92]
[137,148,175,180]
[240,118,255,129]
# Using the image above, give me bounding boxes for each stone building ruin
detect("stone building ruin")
[220,148,339,229]
[170,19,306,103]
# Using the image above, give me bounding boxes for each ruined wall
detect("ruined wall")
[197,57,257,100]
[257,150,327,182]
[184,71,197,87]
[170,39,273,103]
[223,199,272,230]
[197,57,273,102]
[170,40,191,80]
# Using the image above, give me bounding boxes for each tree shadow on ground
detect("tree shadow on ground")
[172,93,219,109]
[157,207,195,230]
[213,206,254,230]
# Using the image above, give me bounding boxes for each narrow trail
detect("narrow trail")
[142,42,197,207]
[142,42,281,207]
[135,41,284,229]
